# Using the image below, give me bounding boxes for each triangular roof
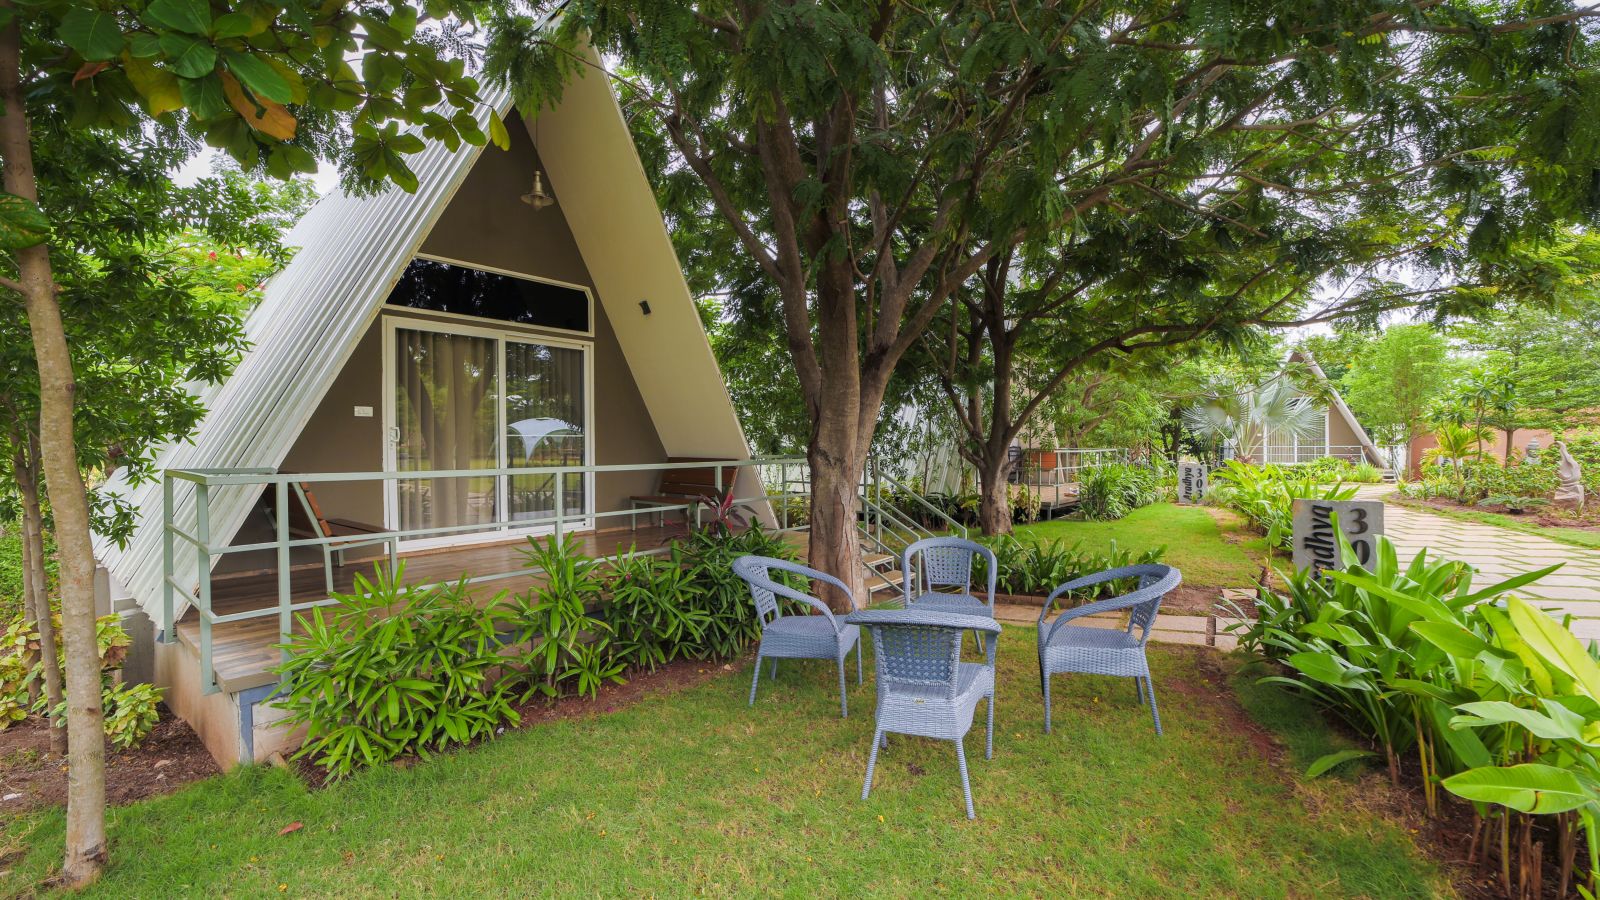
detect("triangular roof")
[1288,348,1386,466]
[97,50,750,621]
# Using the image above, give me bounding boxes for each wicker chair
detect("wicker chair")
[1036,564,1182,736]
[846,608,1001,819]
[901,536,997,618]
[732,555,863,718]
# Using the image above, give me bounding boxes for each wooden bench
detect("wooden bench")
[264,482,397,593]
[629,458,731,529]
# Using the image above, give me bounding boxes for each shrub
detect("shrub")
[975,534,1163,597]
[600,548,706,673]
[1229,533,1600,893]
[274,566,524,779]
[102,682,163,751]
[1077,463,1165,521]
[675,524,799,659]
[0,609,160,747]
[511,535,625,700]
[1347,462,1383,484]
[1209,460,1356,549]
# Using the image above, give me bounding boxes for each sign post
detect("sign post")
[1177,462,1209,505]
[1291,499,1384,578]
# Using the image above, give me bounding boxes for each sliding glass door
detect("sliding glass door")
[387,320,590,545]
[505,340,587,524]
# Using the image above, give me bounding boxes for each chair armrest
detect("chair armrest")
[1035,569,1141,628]
[757,574,847,631]
[1040,566,1180,642]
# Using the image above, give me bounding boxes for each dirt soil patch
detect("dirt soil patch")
[1402,495,1600,532]
[0,705,220,818]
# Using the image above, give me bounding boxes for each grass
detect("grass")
[1391,495,1600,551]
[5,631,1448,897]
[1012,503,1269,589]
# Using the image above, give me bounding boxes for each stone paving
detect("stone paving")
[1358,485,1600,640]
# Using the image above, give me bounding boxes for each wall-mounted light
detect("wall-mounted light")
[638,300,652,316]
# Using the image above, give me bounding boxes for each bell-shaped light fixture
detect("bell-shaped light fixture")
[521,169,555,210]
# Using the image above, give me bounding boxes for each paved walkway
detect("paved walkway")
[1358,486,1600,640]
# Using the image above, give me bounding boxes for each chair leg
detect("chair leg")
[856,641,863,685]
[955,738,975,820]
[1147,676,1163,736]
[769,658,778,680]
[985,693,995,760]
[748,653,763,706]
[1135,676,1146,705]
[1042,671,1052,735]
[862,729,884,800]
[836,654,848,719]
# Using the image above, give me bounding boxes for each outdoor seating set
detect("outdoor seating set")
[733,537,1182,819]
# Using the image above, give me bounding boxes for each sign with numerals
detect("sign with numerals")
[1291,499,1384,578]
[1177,462,1209,504]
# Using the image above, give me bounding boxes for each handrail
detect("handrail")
[870,466,967,539]
[161,456,804,695]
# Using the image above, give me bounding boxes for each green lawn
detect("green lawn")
[1013,503,1269,589]
[1392,495,1600,551]
[6,631,1447,897]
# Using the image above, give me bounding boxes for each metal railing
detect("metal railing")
[1257,444,1368,466]
[1012,447,1127,501]
[161,457,804,695]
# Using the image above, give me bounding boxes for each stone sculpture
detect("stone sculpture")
[1555,441,1586,510]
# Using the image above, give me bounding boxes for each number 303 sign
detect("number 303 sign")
[1291,499,1385,578]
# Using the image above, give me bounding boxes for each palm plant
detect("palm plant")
[1183,376,1326,464]
[1422,423,1489,502]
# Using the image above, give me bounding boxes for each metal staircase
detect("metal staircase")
[857,462,968,596]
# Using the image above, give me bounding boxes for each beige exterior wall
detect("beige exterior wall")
[228,117,667,563]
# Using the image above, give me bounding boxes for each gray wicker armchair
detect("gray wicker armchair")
[732,555,863,718]
[901,536,998,617]
[1036,564,1181,736]
[846,608,1001,819]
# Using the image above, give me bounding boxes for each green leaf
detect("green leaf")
[1442,763,1594,814]
[144,0,212,35]
[179,73,227,120]
[1306,749,1375,778]
[489,112,510,151]
[211,12,259,39]
[0,192,51,251]
[59,8,125,61]
[1452,700,1583,741]
[122,56,184,117]
[1410,621,1491,660]
[1509,596,1600,700]
[1458,564,1564,606]
[159,33,217,79]
[128,33,162,58]
[1287,651,1373,690]
[223,50,292,103]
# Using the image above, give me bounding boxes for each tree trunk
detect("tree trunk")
[975,450,1012,536]
[806,449,864,613]
[0,21,107,885]
[1503,427,1516,467]
[16,448,65,755]
[20,523,40,709]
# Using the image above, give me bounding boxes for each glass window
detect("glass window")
[386,258,590,332]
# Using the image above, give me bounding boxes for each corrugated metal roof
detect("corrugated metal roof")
[95,89,519,621]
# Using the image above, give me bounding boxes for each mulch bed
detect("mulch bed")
[1399,495,1600,532]
[0,705,220,818]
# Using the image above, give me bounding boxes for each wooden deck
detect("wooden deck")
[175,524,751,694]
